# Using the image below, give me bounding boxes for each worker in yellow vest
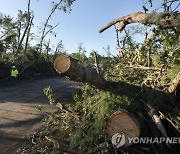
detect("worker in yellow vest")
[10,65,19,86]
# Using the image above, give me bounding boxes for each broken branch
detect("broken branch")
[99,12,180,33]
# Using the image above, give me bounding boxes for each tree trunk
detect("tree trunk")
[93,51,100,74]
[99,12,180,33]
[24,15,34,53]
[16,0,31,54]
[106,110,141,147]
[17,21,21,46]
[54,55,106,88]
[54,55,174,102]
[46,39,50,59]
[54,55,175,110]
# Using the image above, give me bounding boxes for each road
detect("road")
[0,77,81,154]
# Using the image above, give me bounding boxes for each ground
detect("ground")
[0,77,81,154]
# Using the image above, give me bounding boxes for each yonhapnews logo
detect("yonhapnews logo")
[111,132,126,148]
[111,132,180,148]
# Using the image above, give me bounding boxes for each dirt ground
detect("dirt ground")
[0,77,81,154]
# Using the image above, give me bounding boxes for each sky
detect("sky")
[0,0,178,56]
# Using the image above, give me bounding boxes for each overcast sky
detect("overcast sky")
[0,0,178,56]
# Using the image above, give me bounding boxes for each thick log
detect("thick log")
[107,109,168,153]
[99,12,180,33]
[54,55,106,88]
[54,55,174,104]
[106,110,141,147]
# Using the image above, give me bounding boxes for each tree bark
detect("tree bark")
[54,55,174,105]
[54,55,106,88]
[93,51,100,74]
[24,15,34,53]
[146,103,168,138]
[99,12,180,33]
[16,0,31,54]
[167,72,180,93]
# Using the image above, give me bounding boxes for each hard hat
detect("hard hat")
[12,66,16,69]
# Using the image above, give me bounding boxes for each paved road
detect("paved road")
[0,77,81,154]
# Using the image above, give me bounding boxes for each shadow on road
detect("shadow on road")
[0,77,82,104]
[0,77,82,154]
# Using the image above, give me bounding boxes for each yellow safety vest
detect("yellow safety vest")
[11,69,19,77]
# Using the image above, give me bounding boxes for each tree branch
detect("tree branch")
[125,65,161,71]
[38,0,63,53]
[99,12,180,33]
[167,72,180,93]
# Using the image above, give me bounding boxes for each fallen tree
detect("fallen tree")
[30,7,180,154]
[99,12,180,33]
[54,54,174,102]
[53,54,177,142]
[29,53,179,154]
[54,54,106,88]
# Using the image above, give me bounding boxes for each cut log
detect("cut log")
[54,55,106,88]
[54,55,174,105]
[99,12,180,33]
[106,110,141,147]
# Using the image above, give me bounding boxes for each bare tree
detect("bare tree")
[38,0,63,53]
[38,0,75,53]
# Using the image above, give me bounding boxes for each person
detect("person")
[10,65,19,86]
